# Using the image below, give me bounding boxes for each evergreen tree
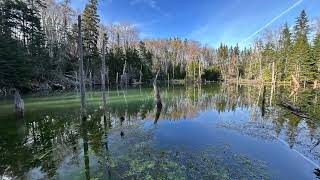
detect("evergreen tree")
[0,31,32,88]
[292,10,314,81]
[262,35,277,81]
[312,32,320,80]
[82,0,100,76]
[0,0,49,87]
[138,41,153,79]
[279,23,292,81]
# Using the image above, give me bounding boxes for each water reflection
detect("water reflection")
[0,84,319,179]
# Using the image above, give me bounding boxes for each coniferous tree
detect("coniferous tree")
[279,23,292,81]
[262,34,277,82]
[292,10,314,82]
[313,32,320,80]
[138,41,153,80]
[82,0,100,77]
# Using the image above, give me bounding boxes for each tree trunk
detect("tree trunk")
[106,67,110,86]
[89,71,93,90]
[198,61,201,83]
[121,61,128,88]
[193,64,195,83]
[101,34,107,112]
[172,63,175,80]
[154,70,163,124]
[14,90,24,118]
[271,61,275,86]
[78,15,86,119]
[261,86,266,117]
[153,70,162,108]
[116,72,119,85]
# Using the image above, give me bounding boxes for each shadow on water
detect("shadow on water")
[0,84,319,179]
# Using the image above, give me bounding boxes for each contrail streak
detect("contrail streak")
[240,0,304,44]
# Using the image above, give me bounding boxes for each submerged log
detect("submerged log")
[278,97,317,123]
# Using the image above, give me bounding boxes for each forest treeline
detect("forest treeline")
[0,0,319,92]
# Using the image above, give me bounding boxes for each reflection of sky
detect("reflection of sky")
[154,107,317,179]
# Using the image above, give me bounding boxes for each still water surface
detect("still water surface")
[0,84,320,179]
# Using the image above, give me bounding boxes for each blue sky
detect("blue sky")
[68,0,320,48]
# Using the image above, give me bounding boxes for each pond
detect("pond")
[0,84,320,179]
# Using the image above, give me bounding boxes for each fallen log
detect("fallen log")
[278,97,316,122]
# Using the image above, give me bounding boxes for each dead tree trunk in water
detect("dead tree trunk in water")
[89,71,93,90]
[14,90,24,118]
[261,86,266,117]
[153,70,162,124]
[101,34,107,114]
[120,61,128,88]
[78,15,87,119]
[116,72,119,85]
[153,70,162,108]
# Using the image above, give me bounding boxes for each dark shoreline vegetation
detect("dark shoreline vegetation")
[1,0,320,179]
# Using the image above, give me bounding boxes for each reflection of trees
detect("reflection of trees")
[81,123,90,180]
[0,107,81,179]
[148,85,221,120]
[215,84,320,152]
[142,84,319,153]
[1,85,320,178]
